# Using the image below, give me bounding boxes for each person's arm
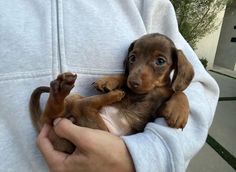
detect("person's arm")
[37,118,135,172]
[122,0,219,171]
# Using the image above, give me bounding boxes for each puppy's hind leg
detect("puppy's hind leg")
[39,72,77,126]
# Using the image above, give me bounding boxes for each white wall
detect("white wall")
[194,9,226,69]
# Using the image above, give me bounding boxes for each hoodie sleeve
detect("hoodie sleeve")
[123,0,220,171]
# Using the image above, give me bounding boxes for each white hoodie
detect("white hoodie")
[0,0,219,171]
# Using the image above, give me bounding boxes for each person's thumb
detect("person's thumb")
[53,118,92,149]
[53,118,81,145]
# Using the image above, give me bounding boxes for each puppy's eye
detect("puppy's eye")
[129,55,136,64]
[155,57,166,65]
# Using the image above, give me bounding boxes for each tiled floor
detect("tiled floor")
[210,101,236,157]
[187,70,236,172]
[210,72,236,97]
[187,144,235,172]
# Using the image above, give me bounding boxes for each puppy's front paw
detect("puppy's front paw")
[157,93,189,129]
[109,90,126,101]
[50,72,77,97]
[160,104,188,129]
[93,77,121,92]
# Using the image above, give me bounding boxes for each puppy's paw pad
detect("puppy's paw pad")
[59,73,77,91]
[50,72,77,95]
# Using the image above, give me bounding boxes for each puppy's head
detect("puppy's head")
[125,33,194,94]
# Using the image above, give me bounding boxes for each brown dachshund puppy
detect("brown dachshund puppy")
[30,33,194,153]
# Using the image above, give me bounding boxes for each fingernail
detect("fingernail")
[53,118,62,126]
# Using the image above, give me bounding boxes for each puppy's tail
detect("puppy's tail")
[29,86,50,131]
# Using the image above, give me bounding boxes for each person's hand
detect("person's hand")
[36,118,135,172]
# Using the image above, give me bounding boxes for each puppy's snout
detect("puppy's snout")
[128,79,141,88]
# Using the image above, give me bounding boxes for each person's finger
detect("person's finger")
[37,124,67,165]
[53,118,92,148]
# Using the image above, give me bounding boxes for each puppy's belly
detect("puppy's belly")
[99,106,131,136]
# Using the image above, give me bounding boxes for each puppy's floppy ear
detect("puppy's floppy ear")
[124,41,136,76]
[171,49,194,91]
